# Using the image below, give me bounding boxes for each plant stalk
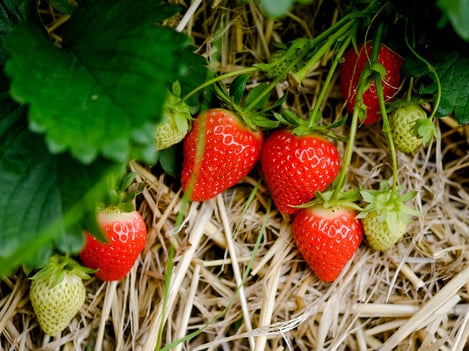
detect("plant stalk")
[371,23,399,193]
[308,24,357,128]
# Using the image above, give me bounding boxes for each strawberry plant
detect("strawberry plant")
[0,0,467,348]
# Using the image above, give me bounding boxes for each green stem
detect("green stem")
[181,66,259,104]
[406,77,414,102]
[308,25,356,128]
[330,103,360,202]
[292,19,357,84]
[245,13,364,115]
[371,23,399,193]
[243,54,304,114]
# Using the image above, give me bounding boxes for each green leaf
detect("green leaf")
[0,0,39,63]
[0,93,119,276]
[420,51,469,125]
[46,0,77,14]
[437,0,469,41]
[0,104,62,272]
[4,0,193,164]
[230,74,250,106]
[244,82,271,111]
[159,144,183,178]
[0,117,118,273]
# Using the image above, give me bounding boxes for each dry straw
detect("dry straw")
[1,1,469,350]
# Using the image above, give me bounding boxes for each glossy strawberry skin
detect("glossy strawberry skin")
[340,44,403,125]
[79,210,147,281]
[293,206,363,282]
[181,108,263,201]
[261,129,340,214]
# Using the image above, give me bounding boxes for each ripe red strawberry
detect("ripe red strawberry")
[181,108,263,201]
[292,205,363,282]
[340,44,403,125]
[79,210,147,281]
[261,129,340,214]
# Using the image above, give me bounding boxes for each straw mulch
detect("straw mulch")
[1,1,469,350]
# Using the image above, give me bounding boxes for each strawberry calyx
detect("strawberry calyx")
[357,181,420,235]
[270,108,347,142]
[29,255,95,289]
[295,188,362,213]
[212,74,284,133]
[101,171,144,213]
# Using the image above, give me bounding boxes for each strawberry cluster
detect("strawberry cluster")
[176,35,429,283]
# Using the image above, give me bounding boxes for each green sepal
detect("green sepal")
[414,117,437,145]
[230,74,250,106]
[244,82,271,111]
[29,255,96,289]
[294,188,363,212]
[370,62,386,77]
[358,181,420,231]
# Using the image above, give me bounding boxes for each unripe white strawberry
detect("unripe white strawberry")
[29,255,94,336]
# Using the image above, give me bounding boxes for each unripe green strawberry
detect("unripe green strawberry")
[361,210,407,251]
[389,104,428,154]
[29,255,94,336]
[155,90,191,150]
[359,182,419,251]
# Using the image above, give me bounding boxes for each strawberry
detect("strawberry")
[340,44,403,125]
[260,129,340,214]
[359,182,419,251]
[29,255,94,336]
[389,104,434,154]
[154,86,192,151]
[292,205,363,282]
[181,108,263,201]
[79,209,147,281]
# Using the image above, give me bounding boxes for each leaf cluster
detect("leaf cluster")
[0,0,208,275]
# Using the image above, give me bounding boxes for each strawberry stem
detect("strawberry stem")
[371,23,399,193]
[181,67,259,104]
[242,54,304,114]
[308,24,357,128]
[330,100,361,203]
[292,19,357,85]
